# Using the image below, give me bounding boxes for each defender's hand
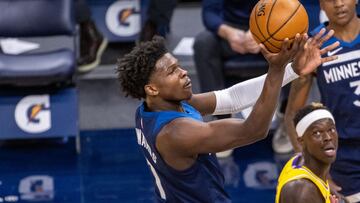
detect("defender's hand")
[292,28,340,76]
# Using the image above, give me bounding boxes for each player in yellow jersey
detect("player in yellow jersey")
[276,103,346,203]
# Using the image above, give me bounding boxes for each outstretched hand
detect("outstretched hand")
[259,33,303,71]
[292,28,340,76]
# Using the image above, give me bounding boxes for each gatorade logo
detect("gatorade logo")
[243,162,278,189]
[15,95,51,133]
[106,0,141,37]
[19,175,54,201]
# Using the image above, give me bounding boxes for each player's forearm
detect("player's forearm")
[284,111,302,152]
[240,67,285,141]
[213,63,298,115]
[283,77,312,152]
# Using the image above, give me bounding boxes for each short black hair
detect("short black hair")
[293,102,329,126]
[116,36,168,99]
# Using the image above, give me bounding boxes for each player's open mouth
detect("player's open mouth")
[323,146,336,157]
[184,79,192,88]
[336,10,347,18]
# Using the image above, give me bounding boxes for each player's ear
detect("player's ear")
[144,84,159,96]
[297,136,304,147]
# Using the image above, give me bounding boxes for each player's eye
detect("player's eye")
[168,67,176,75]
[313,131,321,138]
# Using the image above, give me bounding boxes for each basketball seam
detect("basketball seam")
[268,25,308,42]
[266,0,278,39]
[251,32,280,51]
[268,3,302,41]
[251,32,279,51]
[254,1,280,50]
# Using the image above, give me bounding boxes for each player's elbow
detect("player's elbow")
[258,129,271,140]
[251,127,270,142]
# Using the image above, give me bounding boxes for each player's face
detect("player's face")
[301,118,338,164]
[149,53,192,101]
[320,0,357,27]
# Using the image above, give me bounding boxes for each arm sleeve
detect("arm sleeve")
[213,63,298,115]
[202,0,223,34]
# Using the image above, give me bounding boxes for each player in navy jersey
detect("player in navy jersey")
[284,0,360,202]
[117,32,338,202]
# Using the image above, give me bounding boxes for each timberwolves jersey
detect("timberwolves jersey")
[135,102,230,203]
[275,154,331,203]
[311,24,360,141]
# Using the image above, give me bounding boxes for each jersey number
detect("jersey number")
[146,159,166,200]
[350,80,360,107]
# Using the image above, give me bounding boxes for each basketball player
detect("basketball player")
[284,0,360,201]
[117,29,338,202]
[276,103,340,203]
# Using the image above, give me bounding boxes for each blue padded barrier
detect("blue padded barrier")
[0,0,75,37]
[0,49,75,86]
[0,0,76,87]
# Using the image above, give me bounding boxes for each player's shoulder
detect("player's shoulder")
[309,23,326,37]
[281,178,323,203]
[309,23,339,48]
[162,116,203,133]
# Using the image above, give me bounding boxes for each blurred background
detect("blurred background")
[0,0,335,202]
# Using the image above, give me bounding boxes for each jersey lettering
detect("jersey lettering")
[135,128,157,163]
[350,80,360,107]
[323,61,360,84]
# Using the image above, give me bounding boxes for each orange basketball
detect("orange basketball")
[249,0,309,53]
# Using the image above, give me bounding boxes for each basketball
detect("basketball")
[249,0,309,53]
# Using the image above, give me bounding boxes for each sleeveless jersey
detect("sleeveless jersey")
[135,102,230,203]
[275,155,331,203]
[310,24,360,141]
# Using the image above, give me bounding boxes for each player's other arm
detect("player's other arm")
[284,74,313,152]
[157,37,302,163]
[280,179,324,203]
[158,61,286,157]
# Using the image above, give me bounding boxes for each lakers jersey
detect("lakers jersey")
[275,154,331,203]
[135,101,230,203]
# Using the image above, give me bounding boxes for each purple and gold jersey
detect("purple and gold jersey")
[275,154,331,203]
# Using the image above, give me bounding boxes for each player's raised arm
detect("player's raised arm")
[158,35,309,158]
[188,29,339,116]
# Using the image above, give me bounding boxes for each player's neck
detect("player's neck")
[303,156,330,182]
[145,98,183,112]
[329,16,360,42]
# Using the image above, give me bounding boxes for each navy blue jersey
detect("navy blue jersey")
[135,102,230,203]
[311,24,360,141]
[310,24,360,195]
